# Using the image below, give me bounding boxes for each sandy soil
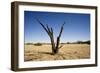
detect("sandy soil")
[24,44,90,61]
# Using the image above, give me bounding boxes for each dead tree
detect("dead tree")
[36,19,65,55]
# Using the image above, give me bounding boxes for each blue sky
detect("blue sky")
[24,11,90,43]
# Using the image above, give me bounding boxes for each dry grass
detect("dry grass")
[24,44,90,61]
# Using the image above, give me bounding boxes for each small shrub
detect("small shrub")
[34,43,42,46]
[25,43,33,45]
[66,42,70,44]
[75,40,90,45]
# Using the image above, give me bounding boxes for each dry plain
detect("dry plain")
[24,44,90,61]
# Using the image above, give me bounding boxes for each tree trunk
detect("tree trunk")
[36,19,65,55]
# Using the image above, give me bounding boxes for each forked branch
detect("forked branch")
[36,18,65,54]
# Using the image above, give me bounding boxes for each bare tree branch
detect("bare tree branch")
[58,22,65,38]
[46,24,50,33]
[36,19,49,34]
[36,18,65,54]
[59,45,63,49]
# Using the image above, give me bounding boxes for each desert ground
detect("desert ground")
[24,44,90,61]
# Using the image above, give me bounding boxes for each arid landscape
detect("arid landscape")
[24,44,90,61]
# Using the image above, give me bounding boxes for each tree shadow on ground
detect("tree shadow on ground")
[37,51,54,55]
